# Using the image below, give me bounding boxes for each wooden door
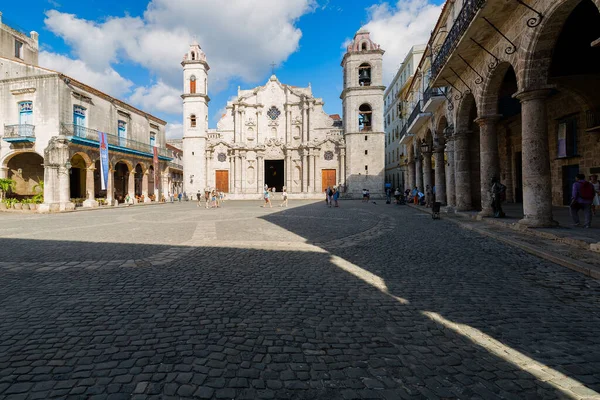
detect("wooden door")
[321,169,336,192]
[215,170,229,193]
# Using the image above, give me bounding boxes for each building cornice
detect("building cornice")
[181,93,211,103]
[181,60,210,71]
[341,49,385,66]
[339,85,386,99]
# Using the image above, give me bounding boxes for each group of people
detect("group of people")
[263,186,288,208]
[325,186,340,207]
[196,189,225,209]
[570,174,600,228]
[406,185,435,208]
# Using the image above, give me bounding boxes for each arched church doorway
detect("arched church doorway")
[265,160,284,192]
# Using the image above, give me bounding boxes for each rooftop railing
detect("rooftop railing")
[61,123,171,159]
[431,0,486,80]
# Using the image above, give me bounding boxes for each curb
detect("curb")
[406,204,600,280]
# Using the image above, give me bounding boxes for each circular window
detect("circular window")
[267,106,281,121]
[217,153,226,162]
[190,75,196,82]
[324,151,334,161]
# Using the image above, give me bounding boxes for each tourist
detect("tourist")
[262,187,272,208]
[366,189,370,202]
[325,187,330,205]
[219,191,225,204]
[425,185,433,208]
[280,186,288,207]
[362,188,368,202]
[570,173,594,228]
[125,193,131,204]
[412,187,419,205]
[591,174,600,216]
[178,192,182,202]
[204,191,210,209]
[327,186,334,207]
[196,190,202,207]
[385,187,392,204]
[394,188,401,204]
[333,187,340,207]
[490,177,506,218]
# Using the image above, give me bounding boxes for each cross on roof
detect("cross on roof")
[270,62,277,75]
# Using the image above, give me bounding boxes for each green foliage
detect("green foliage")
[32,179,44,203]
[0,178,15,201]
[2,198,18,208]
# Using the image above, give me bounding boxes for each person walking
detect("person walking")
[591,174,600,216]
[570,173,594,228]
[412,187,419,205]
[327,186,334,208]
[385,187,392,204]
[490,177,506,218]
[425,185,433,208]
[280,186,288,207]
[196,190,202,207]
[178,192,182,202]
[262,188,272,208]
[394,188,401,205]
[333,187,340,207]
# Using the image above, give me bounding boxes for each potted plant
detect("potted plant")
[12,199,22,210]
[0,178,15,202]
[21,199,30,210]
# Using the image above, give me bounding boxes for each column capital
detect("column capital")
[513,87,554,102]
[433,145,445,153]
[474,114,502,126]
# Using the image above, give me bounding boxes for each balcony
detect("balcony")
[61,123,172,161]
[431,0,486,80]
[399,124,413,145]
[422,87,447,113]
[406,101,432,135]
[586,110,600,132]
[168,161,183,170]
[3,124,36,143]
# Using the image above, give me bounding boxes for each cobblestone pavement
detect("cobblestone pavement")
[1,200,600,399]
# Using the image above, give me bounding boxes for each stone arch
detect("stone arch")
[70,153,89,199]
[435,115,449,137]
[69,151,93,168]
[4,151,44,197]
[479,61,521,117]
[521,0,600,90]
[455,93,478,133]
[111,159,134,172]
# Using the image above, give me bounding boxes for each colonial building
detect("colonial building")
[401,0,600,227]
[166,142,183,196]
[0,13,171,211]
[182,29,385,199]
[384,45,425,191]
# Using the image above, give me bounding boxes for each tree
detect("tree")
[0,178,15,201]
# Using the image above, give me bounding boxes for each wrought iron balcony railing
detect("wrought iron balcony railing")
[168,161,183,170]
[4,124,35,139]
[431,0,486,80]
[423,87,446,105]
[406,101,422,129]
[61,123,171,159]
[587,110,600,130]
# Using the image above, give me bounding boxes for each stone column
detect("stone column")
[311,151,317,193]
[142,172,149,202]
[422,151,433,190]
[0,167,7,179]
[302,152,308,192]
[434,144,446,205]
[415,154,423,192]
[407,160,416,191]
[229,155,234,193]
[476,114,502,217]
[240,152,246,195]
[445,136,456,208]
[307,103,313,142]
[302,104,308,143]
[107,168,114,205]
[128,171,135,198]
[83,166,98,208]
[234,153,240,194]
[454,132,472,211]
[257,155,264,193]
[515,89,557,227]
[286,153,292,191]
[285,105,291,144]
[339,148,346,187]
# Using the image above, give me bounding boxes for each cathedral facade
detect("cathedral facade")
[182,29,385,199]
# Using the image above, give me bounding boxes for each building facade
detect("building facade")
[384,45,425,191]
[0,14,171,211]
[166,143,183,196]
[403,0,600,227]
[182,29,385,199]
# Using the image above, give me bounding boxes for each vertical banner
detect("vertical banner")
[98,131,109,190]
[153,146,159,191]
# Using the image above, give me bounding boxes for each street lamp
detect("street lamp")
[420,138,430,154]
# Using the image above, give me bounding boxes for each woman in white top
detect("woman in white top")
[591,174,600,215]
[280,187,288,207]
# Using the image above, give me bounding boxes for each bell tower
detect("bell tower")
[182,41,210,194]
[341,28,385,199]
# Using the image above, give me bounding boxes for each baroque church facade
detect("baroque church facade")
[182,29,385,199]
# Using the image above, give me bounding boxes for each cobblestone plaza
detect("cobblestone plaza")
[1,201,599,399]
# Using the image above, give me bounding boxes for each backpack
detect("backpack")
[579,181,595,200]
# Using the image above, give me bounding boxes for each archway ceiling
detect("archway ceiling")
[432,1,517,88]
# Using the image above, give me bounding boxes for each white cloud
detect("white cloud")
[359,0,442,84]
[166,123,183,140]
[39,51,133,97]
[129,81,182,115]
[42,0,317,111]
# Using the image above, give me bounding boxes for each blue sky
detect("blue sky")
[1,0,443,137]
